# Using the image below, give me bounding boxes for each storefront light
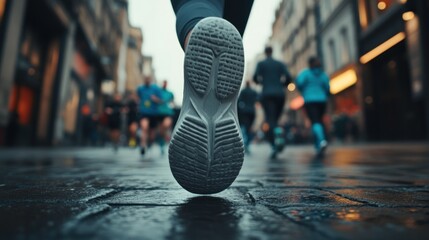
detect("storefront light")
[330,69,357,95]
[402,11,415,21]
[360,32,406,64]
[358,0,368,28]
[87,90,94,100]
[102,80,115,95]
[290,96,304,110]
[287,83,296,92]
[377,1,387,10]
[0,0,6,20]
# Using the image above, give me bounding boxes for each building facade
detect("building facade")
[142,56,156,82]
[265,0,429,142]
[271,0,319,76]
[268,0,319,134]
[125,27,143,93]
[357,0,429,140]
[0,0,136,146]
[319,0,363,141]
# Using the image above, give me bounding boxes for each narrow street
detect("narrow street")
[1,143,428,239]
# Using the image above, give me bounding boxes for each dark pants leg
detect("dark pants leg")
[304,102,326,124]
[304,102,327,149]
[171,0,254,49]
[238,112,255,146]
[261,96,285,146]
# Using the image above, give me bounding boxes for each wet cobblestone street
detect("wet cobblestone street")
[1,143,429,239]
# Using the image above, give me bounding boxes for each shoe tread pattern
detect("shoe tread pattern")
[169,17,244,194]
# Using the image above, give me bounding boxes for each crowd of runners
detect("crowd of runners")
[104,77,175,156]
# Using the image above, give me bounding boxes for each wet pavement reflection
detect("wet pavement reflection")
[0,143,429,239]
[169,197,239,240]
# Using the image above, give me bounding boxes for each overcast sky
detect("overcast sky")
[129,0,282,105]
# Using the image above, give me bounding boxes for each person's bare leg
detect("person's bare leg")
[110,130,120,152]
[140,118,149,155]
[128,122,138,147]
[158,117,173,155]
[149,127,157,147]
[160,117,173,141]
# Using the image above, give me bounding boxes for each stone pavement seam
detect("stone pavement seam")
[235,186,355,239]
[267,206,339,240]
[235,187,257,205]
[106,203,184,207]
[61,204,111,235]
[320,189,380,207]
[312,186,427,190]
[84,189,118,203]
[245,192,256,205]
[255,180,264,187]
[234,185,429,190]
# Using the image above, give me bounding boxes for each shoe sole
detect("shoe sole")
[168,17,245,194]
[317,144,327,158]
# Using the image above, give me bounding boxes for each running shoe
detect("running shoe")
[140,146,146,156]
[317,140,328,158]
[169,17,245,194]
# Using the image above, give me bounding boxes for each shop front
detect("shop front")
[61,29,105,146]
[358,0,428,141]
[329,65,361,142]
[4,0,67,146]
[0,0,9,48]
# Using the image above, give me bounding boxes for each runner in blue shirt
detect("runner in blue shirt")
[158,80,175,117]
[157,80,175,155]
[296,57,330,157]
[137,76,162,156]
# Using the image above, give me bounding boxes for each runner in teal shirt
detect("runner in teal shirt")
[158,80,175,117]
[137,76,162,156]
[157,80,175,155]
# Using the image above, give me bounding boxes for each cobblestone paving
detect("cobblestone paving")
[0,143,429,239]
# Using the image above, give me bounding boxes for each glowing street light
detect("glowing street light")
[377,1,387,10]
[360,32,406,64]
[402,11,415,21]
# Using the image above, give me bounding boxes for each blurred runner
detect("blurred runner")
[105,93,124,152]
[253,46,292,159]
[238,80,258,154]
[296,56,330,157]
[126,93,139,147]
[81,103,98,146]
[157,80,175,155]
[137,76,162,156]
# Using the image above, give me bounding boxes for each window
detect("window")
[88,0,96,12]
[326,0,332,13]
[329,39,338,71]
[361,0,404,27]
[0,0,6,25]
[340,28,351,64]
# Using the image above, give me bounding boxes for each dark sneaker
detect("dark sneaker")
[140,147,146,156]
[270,150,278,160]
[273,127,286,153]
[244,145,251,155]
[317,140,328,158]
[168,17,245,194]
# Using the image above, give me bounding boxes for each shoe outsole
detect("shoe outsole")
[316,141,328,158]
[169,17,245,194]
